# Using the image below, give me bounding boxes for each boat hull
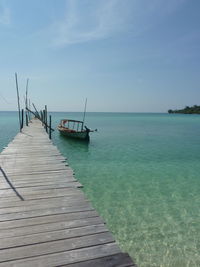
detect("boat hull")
[58,128,89,140]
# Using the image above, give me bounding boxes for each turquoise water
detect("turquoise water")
[0,112,200,267]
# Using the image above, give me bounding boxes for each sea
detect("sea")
[0,111,200,267]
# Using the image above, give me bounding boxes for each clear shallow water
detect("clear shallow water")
[0,112,200,267]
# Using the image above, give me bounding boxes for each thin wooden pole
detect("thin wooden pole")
[49,115,52,139]
[43,110,45,126]
[21,109,24,129]
[45,105,48,133]
[32,103,40,119]
[25,79,29,109]
[82,98,87,130]
[26,113,28,126]
[15,73,21,132]
[40,111,43,125]
[25,78,29,124]
[28,99,31,121]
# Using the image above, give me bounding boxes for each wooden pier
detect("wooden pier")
[0,119,135,266]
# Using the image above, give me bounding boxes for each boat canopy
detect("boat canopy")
[60,119,84,131]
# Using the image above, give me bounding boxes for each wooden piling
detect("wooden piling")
[25,78,29,126]
[21,109,24,130]
[40,111,43,125]
[28,99,31,121]
[26,113,28,126]
[49,115,52,139]
[45,105,48,133]
[43,110,45,126]
[15,73,21,132]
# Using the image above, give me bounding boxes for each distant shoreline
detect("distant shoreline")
[168,105,200,114]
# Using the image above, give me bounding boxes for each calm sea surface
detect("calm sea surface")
[0,111,200,267]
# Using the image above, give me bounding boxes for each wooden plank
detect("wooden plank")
[0,169,73,176]
[0,210,99,230]
[0,195,86,209]
[0,171,74,181]
[0,179,77,188]
[0,155,66,160]
[0,204,94,222]
[0,163,69,169]
[0,233,114,263]
[0,190,83,201]
[65,253,135,267]
[0,187,81,196]
[0,181,82,190]
[1,168,71,175]
[0,243,121,267]
[0,172,74,179]
[0,217,105,240]
[0,176,77,184]
[0,197,90,214]
[0,224,108,250]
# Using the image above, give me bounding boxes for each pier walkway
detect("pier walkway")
[0,119,134,266]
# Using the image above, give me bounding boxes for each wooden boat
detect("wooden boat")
[58,99,96,140]
[57,119,92,140]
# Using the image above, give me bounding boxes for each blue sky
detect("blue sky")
[0,0,199,112]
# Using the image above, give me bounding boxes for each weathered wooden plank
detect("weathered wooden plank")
[0,233,114,263]
[0,155,66,161]
[1,167,70,175]
[0,171,74,181]
[0,210,99,230]
[0,169,73,176]
[0,163,68,169]
[0,224,108,251]
[0,150,62,155]
[0,195,86,209]
[0,175,76,183]
[0,199,89,215]
[0,171,74,178]
[0,217,105,239]
[0,190,83,201]
[0,204,94,222]
[0,243,121,267]
[0,197,90,215]
[0,187,81,196]
[0,181,82,190]
[65,253,135,267]
[0,179,77,188]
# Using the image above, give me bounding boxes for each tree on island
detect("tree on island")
[168,105,200,114]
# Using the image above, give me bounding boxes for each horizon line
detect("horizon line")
[0,110,168,114]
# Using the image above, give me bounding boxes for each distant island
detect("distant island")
[168,105,200,114]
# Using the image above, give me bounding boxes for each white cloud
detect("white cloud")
[52,0,132,46]
[0,3,10,25]
[51,0,187,46]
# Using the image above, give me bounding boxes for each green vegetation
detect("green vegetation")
[168,105,200,114]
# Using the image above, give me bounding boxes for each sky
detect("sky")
[0,0,199,112]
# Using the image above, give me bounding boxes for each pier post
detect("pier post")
[49,115,52,139]
[45,105,48,133]
[21,109,24,130]
[43,110,45,126]
[26,113,28,126]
